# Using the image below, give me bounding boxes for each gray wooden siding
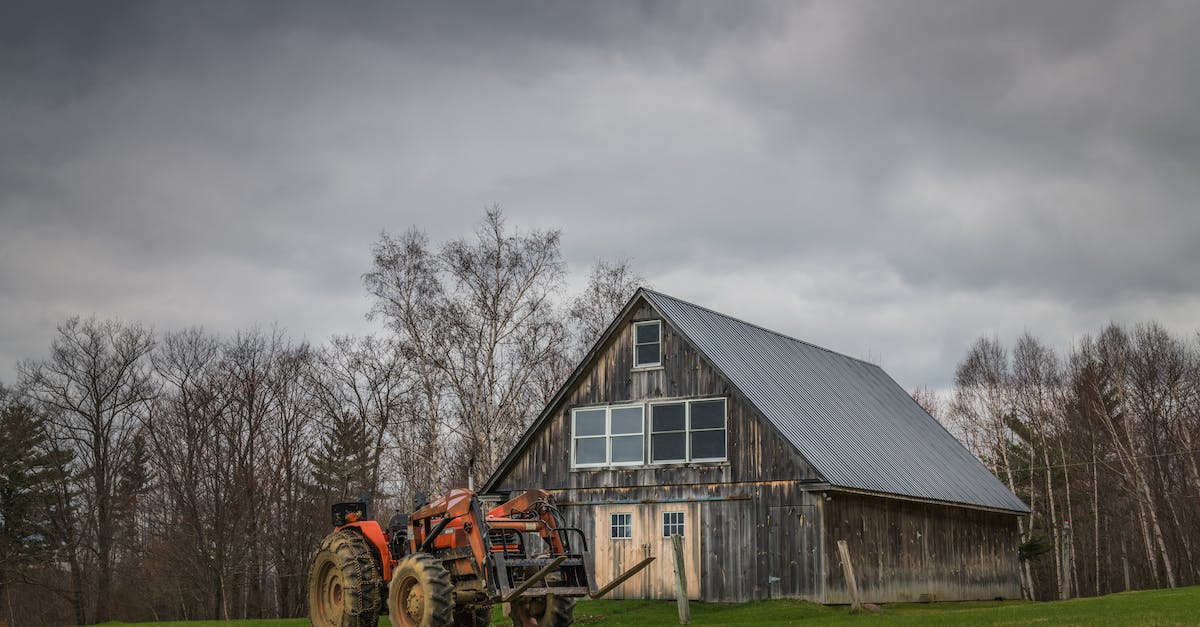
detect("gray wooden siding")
[552,481,825,603]
[822,491,1021,603]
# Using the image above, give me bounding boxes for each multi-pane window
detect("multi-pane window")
[662,511,686,537]
[611,513,633,539]
[650,402,686,463]
[689,399,727,461]
[651,398,727,463]
[633,320,661,368]
[572,405,645,468]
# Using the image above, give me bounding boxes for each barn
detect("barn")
[483,288,1029,604]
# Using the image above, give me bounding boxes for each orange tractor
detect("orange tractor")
[308,488,654,627]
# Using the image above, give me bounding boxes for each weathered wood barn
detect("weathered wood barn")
[484,289,1029,603]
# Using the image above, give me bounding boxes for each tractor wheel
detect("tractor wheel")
[452,604,492,626]
[509,595,575,627]
[388,553,454,627]
[308,529,383,627]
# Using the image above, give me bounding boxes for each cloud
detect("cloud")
[2,1,1199,388]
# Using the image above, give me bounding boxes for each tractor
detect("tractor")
[308,487,654,627]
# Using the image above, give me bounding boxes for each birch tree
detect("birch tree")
[365,209,568,484]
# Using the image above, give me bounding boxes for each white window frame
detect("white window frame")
[632,320,662,368]
[688,398,728,463]
[648,401,688,464]
[571,404,645,469]
[662,511,686,537]
[611,512,633,540]
[649,397,728,464]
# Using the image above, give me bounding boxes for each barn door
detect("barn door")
[592,503,701,600]
[768,504,817,598]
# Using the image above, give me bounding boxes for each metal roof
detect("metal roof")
[642,289,1030,513]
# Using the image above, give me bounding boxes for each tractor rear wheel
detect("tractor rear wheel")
[452,605,492,626]
[308,529,383,627]
[509,595,575,627]
[388,553,454,627]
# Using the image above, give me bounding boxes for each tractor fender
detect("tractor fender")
[338,520,393,581]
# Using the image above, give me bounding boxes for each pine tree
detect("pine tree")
[0,388,70,612]
[307,414,373,506]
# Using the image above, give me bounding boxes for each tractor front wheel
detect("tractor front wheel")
[308,529,383,627]
[388,553,454,627]
[509,595,575,627]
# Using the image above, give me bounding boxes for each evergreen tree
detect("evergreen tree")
[307,413,373,505]
[0,387,70,608]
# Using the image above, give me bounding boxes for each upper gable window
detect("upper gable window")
[633,320,661,368]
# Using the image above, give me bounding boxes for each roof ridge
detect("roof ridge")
[641,288,879,368]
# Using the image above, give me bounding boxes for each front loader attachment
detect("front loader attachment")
[588,555,657,599]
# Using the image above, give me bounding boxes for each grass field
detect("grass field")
[108,584,1200,626]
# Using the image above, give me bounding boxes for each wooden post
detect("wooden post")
[671,534,690,624]
[836,540,862,611]
[1060,520,1072,600]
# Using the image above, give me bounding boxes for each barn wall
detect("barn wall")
[492,299,820,494]
[822,491,1021,603]
[553,481,825,603]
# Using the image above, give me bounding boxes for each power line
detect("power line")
[1008,447,1200,474]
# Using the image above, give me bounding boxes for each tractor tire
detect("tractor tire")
[308,529,383,627]
[509,595,575,627]
[452,604,492,627]
[388,553,454,627]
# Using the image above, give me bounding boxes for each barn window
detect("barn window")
[662,511,685,537]
[650,398,727,463]
[633,320,661,368]
[572,405,645,468]
[689,399,727,461]
[611,513,633,539]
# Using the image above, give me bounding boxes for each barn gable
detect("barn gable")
[486,293,821,494]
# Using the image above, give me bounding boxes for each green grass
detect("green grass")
[105,584,1200,626]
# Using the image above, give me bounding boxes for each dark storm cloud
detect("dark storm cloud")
[2,1,1199,389]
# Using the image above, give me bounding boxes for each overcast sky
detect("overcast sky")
[3,1,1199,390]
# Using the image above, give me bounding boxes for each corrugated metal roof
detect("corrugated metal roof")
[643,289,1030,513]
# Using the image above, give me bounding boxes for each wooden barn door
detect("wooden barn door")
[592,503,701,600]
[768,504,818,599]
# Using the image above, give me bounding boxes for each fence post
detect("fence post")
[671,534,690,624]
[836,540,862,611]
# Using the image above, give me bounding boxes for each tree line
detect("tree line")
[939,323,1200,601]
[0,210,643,626]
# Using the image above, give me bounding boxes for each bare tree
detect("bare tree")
[365,209,569,484]
[1013,332,1066,598]
[365,228,451,495]
[17,317,156,623]
[950,336,1037,598]
[909,385,941,419]
[568,259,647,358]
[306,334,410,501]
